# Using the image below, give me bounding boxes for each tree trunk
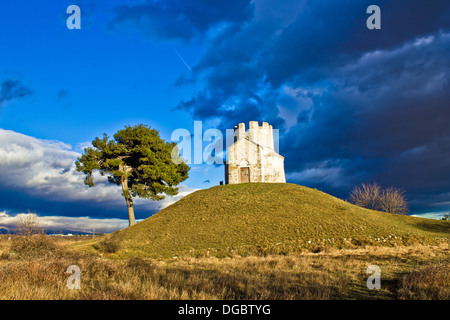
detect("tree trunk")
[121,175,136,227]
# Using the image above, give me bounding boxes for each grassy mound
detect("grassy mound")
[82,183,449,258]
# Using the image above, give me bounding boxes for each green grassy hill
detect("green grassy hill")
[84,183,449,258]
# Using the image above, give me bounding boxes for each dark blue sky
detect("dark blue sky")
[0,0,449,231]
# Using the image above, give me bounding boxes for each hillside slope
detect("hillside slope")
[92,183,449,258]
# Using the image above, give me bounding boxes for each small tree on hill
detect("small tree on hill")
[348,183,381,210]
[349,183,409,215]
[377,187,409,215]
[75,124,190,226]
[15,210,43,236]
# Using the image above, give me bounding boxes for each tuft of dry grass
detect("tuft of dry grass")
[398,262,449,300]
[97,234,122,254]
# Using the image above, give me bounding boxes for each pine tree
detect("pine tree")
[75,124,190,226]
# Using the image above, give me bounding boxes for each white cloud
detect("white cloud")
[75,141,93,153]
[410,212,447,220]
[414,35,434,47]
[0,129,197,213]
[0,128,121,203]
[0,211,129,234]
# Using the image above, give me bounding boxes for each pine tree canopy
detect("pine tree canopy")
[75,124,190,202]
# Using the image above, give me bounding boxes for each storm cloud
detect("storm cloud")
[109,0,254,42]
[112,0,450,215]
[0,79,32,111]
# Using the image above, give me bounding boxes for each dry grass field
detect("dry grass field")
[0,235,448,300]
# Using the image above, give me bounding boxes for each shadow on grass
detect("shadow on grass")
[413,221,450,235]
[346,272,404,300]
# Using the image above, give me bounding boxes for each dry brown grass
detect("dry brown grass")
[398,262,449,300]
[0,235,448,300]
[9,234,60,259]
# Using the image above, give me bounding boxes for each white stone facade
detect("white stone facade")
[225,121,286,184]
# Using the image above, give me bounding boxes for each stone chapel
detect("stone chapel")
[225,121,286,184]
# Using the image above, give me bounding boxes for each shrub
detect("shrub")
[310,245,324,253]
[378,187,409,215]
[15,212,43,236]
[349,183,381,210]
[9,234,58,259]
[98,235,122,253]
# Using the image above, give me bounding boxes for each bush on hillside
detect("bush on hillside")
[349,183,409,214]
[9,234,58,259]
[98,235,122,254]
